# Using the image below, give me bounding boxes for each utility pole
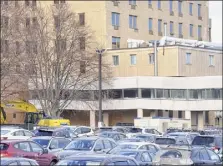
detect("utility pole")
[96,49,106,128]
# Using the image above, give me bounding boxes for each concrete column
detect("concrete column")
[103,113,109,127]
[137,109,143,118]
[185,111,191,119]
[198,111,204,130]
[90,110,96,129]
[138,88,142,98]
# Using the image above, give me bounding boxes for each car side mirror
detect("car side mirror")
[43,148,48,154]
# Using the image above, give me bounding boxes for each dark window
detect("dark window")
[178,111,182,118]
[54,16,60,29]
[14,142,31,152]
[15,41,20,54]
[3,0,8,5]
[156,89,163,98]
[2,16,9,28]
[58,139,70,148]
[79,37,85,50]
[79,13,85,26]
[0,143,9,150]
[60,0,66,3]
[161,150,182,158]
[112,36,120,49]
[169,110,173,118]
[15,65,21,73]
[2,40,9,53]
[171,89,186,99]
[26,41,31,53]
[158,110,163,117]
[109,90,122,99]
[80,61,86,74]
[81,127,91,133]
[142,89,153,98]
[189,90,198,99]
[192,136,215,147]
[205,111,209,124]
[124,89,138,98]
[32,17,37,26]
[141,152,152,162]
[29,142,43,153]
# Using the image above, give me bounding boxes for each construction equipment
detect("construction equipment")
[0,100,70,130]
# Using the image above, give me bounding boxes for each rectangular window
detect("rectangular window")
[198,4,201,17]
[171,89,186,99]
[169,0,173,12]
[169,111,173,118]
[149,53,154,64]
[112,12,120,26]
[112,36,120,49]
[112,55,119,66]
[170,21,174,34]
[198,25,202,39]
[124,89,138,98]
[79,13,85,26]
[158,19,162,33]
[80,61,86,74]
[156,89,164,98]
[157,0,161,9]
[178,111,182,118]
[186,53,191,64]
[130,54,136,65]
[148,18,153,31]
[189,24,193,37]
[179,23,182,35]
[79,37,85,50]
[209,55,214,66]
[158,110,163,117]
[129,0,136,5]
[129,15,137,29]
[189,3,193,15]
[178,1,182,13]
[189,90,198,99]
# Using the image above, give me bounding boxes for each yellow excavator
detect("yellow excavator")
[0,100,70,130]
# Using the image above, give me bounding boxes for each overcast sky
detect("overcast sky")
[209,1,222,43]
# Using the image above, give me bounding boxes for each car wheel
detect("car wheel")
[50,161,56,166]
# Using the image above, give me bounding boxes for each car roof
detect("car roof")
[100,131,123,134]
[119,142,153,145]
[75,136,100,141]
[0,139,29,143]
[65,154,136,160]
[1,128,27,132]
[1,157,35,161]
[31,136,69,139]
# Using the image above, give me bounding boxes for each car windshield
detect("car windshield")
[56,159,102,166]
[192,136,215,147]
[155,138,176,145]
[135,135,155,142]
[64,140,95,150]
[116,151,138,158]
[120,138,143,143]
[0,130,10,135]
[175,136,189,145]
[118,144,139,149]
[32,139,50,148]
[128,128,142,133]
[34,130,53,136]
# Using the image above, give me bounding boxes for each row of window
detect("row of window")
[112,53,215,66]
[30,88,222,100]
[1,0,66,6]
[112,13,202,39]
[125,0,202,17]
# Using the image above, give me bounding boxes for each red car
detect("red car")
[0,139,58,166]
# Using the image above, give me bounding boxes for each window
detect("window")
[9,162,19,166]
[198,25,202,39]
[158,110,163,117]
[26,17,31,28]
[189,90,198,99]
[186,53,191,64]
[24,131,33,137]
[32,0,36,7]
[79,37,85,50]
[81,127,91,134]
[57,139,70,148]
[142,89,153,98]
[205,111,209,124]
[124,89,138,98]
[156,89,164,98]
[29,142,43,153]
[209,55,214,66]
[170,21,174,34]
[103,140,112,149]
[189,24,193,37]
[55,39,66,52]
[157,0,161,9]
[95,140,104,150]
[189,3,193,15]
[169,0,173,12]
[80,61,86,74]
[178,111,182,118]
[112,55,119,66]
[129,0,136,5]
[33,41,38,54]
[112,12,120,26]
[171,89,186,99]
[129,15,137,29]
[130,54,136,65]
[169,111,173,118]
[79,13,85,26]
[178,1,182,14]
[26,41,31,53]
[158,19,162,33]
[141,152,152,162]
[198,4,201,17]
[13,113,16,118]
[32,17,38,27]
[25,0,30,6]
[148,18,153,31]
[179,23,183,36]
[112,36,120,49]
[54,16,60,29]
[149,53,154,64]
[14,142,31,152]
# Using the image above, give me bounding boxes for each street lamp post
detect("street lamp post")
[96,48,106,128]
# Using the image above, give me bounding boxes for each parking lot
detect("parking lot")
[0,125,222,166]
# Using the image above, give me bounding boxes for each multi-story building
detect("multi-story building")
[66,0,211,48]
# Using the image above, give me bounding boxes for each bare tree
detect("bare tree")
[13,2,112,117]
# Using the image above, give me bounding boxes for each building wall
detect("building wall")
[61,1,209,49]
[105,46,222,77]
[178,47,222,76]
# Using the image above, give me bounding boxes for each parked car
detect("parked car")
[0,157,39,166]
[52,128,78,139]
[108,142,160,154]
[141,128,162,136]
[111,149,155,166]
[126,127,142,138]
[155,137,177,148]
[133,134,157,143]
[54,137,117,160]
[61,126,94,137]
[98,131,127,142]
[0,140,58,166]
[32,127,57,136]
[0,128,34,140]
[30,136,71,153]
[153,146,222,165]
[118,138,145,143]
[165,132,200,144]
[192,135,222,152]
[56,154,139,166]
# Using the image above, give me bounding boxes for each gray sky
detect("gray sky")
[209,1,222,43]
